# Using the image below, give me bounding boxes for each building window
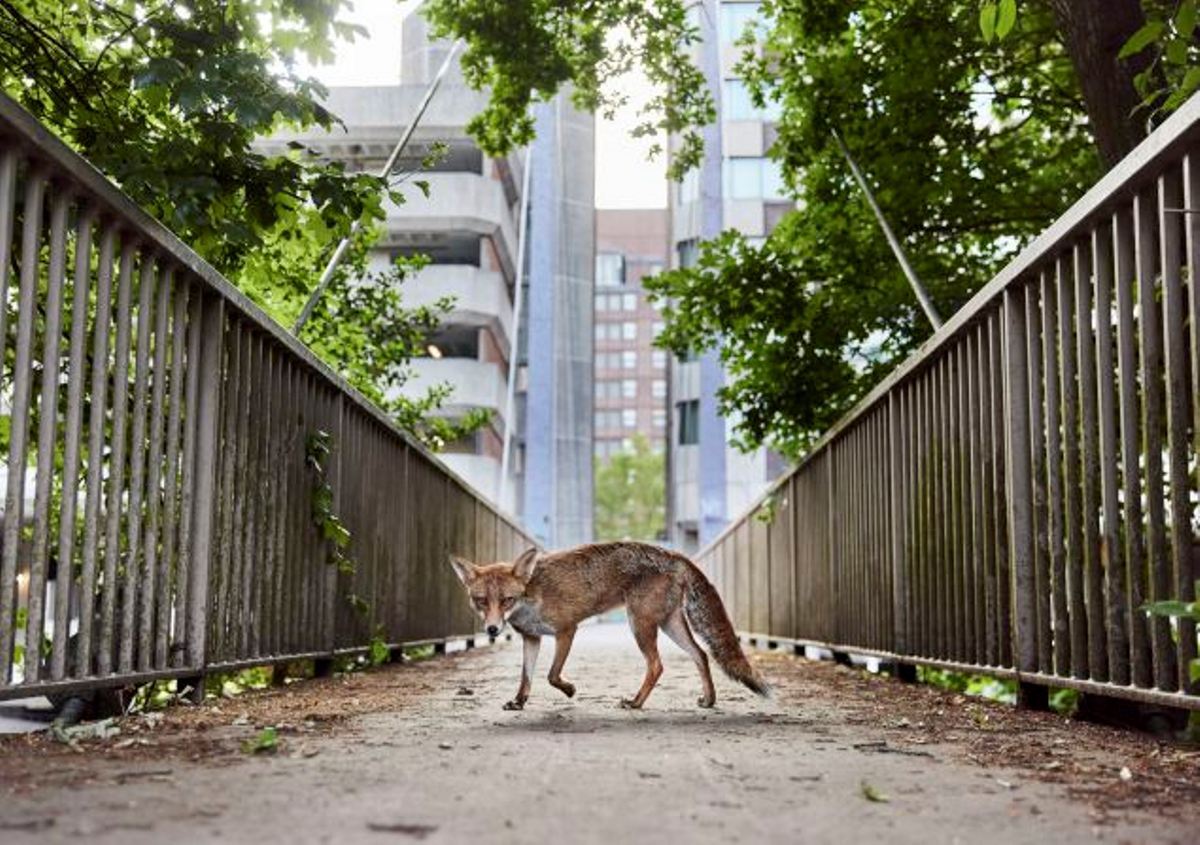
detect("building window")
[720,2,762,43]
[724,157,788,200]
[622,379,637,399]
[677,239,699,270]
[653,409,667,428]
[652,379,666,398]
[622,322,637,341]
[651,350,667,369]
[677,167,700,205]
[622,350,637,369]
[677,399,700,445]
[622,409,637,429]
[596,252,625,286]
[622,293,637,311]
[723,79,781,122]
[651,321,665,338]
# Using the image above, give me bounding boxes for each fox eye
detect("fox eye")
[472,597,487,608]
[501,597,515,609]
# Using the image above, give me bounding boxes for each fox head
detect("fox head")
[449,548,538,637]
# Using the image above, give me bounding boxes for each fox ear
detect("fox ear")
[511,547,538,583]
[448,556,477,585]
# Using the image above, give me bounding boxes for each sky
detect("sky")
[291,0,666,208]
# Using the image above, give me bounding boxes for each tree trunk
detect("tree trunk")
[1048,0,1154,168]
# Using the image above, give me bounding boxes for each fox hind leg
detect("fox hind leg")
[547,624,577,698]
[662,607,716,708]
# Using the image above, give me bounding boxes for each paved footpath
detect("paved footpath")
[1,622,1194,843]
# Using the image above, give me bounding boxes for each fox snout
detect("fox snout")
[486,624,500,638]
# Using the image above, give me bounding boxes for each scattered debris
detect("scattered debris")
[365,821,438,838]
[860,780,890,803]
[242,727,279,754]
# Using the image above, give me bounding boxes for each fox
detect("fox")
[448,541,769,710]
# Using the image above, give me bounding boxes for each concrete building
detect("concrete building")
[263,7,594,546]
[667,0,791,554]
[593,209,670,461]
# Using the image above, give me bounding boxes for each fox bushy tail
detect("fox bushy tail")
[682,564,770,696]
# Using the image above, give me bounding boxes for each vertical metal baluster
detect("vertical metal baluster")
[1004,285,1038,684]
[1076,239,1108,680]
[139,267,172,671]
[1115,205,1152,688]
[1183,153,1200,694]
[186,294,225,673]
[1159,168,1195,689]
[956,342,973,662]
[0,167,47,683]
[25,186,71,683]
[1058,250,1088,678]
[98,240,136,676]
[1094,220,1130,686]
[77,224,117,677]
[158,280,188,668]
[120,256,157,673]
[51,207,96,680]
[173,286,203,667]
[1042,265,1069,675]
[968,326,987,665]
[1025,279,1052,673]
[991,310,1013,667]
[1135,188,1177,690]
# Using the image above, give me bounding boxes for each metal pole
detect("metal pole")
[498,145,533,508]
[831,129,943,330]
[293,39,465,335]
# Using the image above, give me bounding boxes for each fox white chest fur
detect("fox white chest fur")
[506,599,556,637]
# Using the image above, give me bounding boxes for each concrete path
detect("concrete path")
[0,622,1193,843]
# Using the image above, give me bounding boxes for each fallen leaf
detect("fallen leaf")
[860,780,889,803]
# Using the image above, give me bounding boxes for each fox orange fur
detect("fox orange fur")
[449,541,769,710]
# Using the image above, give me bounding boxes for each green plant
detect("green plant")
[242,726,279,754]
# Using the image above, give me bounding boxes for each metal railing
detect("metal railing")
[699,94,1200,711]
[0,92,535,701]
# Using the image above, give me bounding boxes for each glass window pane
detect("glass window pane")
[724,158,762,199]
[596,252,625,286]
[720,2,761,43]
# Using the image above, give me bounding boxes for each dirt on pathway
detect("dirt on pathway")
[1,622,1197,843]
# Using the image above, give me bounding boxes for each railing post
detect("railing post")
[184,293,225,699]
[1002,286,1044,709]
[888,391,908,657]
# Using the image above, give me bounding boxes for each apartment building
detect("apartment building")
[667,0,792,554]
[593,209,670,461]
[263,8,594,545]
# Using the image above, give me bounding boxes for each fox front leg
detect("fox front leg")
[504,634,541,710]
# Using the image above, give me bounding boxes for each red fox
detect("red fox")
[449,542,769,710]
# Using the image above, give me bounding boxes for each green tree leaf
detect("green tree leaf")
[980,2,998,42]
[995,0,1017,39]
[1119,20,1166,58]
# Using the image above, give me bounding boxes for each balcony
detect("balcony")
[382,173,518,279]
[392,357,508,425]
[400,264,514,355]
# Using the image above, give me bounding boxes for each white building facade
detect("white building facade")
[667,0,792,554]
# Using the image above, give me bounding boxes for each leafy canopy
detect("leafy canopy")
[594,436,666,542]
[0,0,486,448]
[424,0,714,178]
[649,0,1102,456]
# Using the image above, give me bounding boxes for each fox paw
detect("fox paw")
[553,681,576,698]
[502,699,526,711]
[619,697,642,710]
[697,696,716,709]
